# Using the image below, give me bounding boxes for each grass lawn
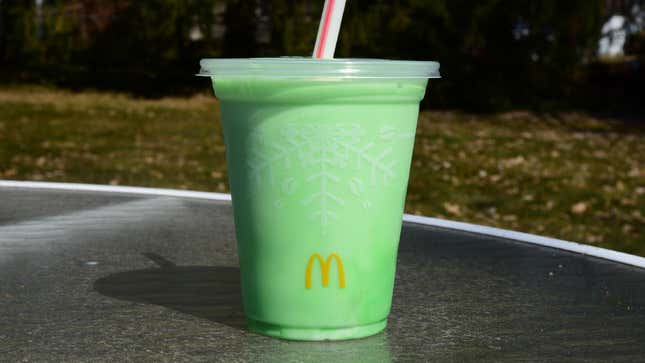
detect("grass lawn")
[1,86,643,256]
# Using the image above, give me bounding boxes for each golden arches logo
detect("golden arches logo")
[305,253,346,289]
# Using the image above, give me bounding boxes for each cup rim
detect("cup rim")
[198,57,440,79]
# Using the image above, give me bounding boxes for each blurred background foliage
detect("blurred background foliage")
[0,0,643,112]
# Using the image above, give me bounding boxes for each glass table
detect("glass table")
[1,181,644,362]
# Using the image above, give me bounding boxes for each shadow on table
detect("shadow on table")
[93,253,245,330]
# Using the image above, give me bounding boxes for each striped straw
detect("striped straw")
[312,0,347,59]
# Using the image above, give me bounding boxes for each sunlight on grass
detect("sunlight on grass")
[0,88,643,256]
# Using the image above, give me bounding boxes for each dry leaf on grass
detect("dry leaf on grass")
[571,202,588,215]
[443,202,462,216]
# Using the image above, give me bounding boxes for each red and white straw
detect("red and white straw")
[312,0,347,59]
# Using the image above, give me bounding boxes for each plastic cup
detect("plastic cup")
[199,58,440,340]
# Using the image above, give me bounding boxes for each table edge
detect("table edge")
[2,180,644,270]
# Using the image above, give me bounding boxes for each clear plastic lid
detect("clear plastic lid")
[198,57,440,79]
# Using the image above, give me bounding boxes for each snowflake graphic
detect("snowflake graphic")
[246,123,414,226]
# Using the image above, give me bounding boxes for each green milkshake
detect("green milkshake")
[199,58,440,340]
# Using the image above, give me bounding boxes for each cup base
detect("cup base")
[247,319,387,341]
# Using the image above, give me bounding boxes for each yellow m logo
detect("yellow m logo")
[305,253,346,289]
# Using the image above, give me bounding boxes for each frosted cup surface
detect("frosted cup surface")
[199,58,440,340]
